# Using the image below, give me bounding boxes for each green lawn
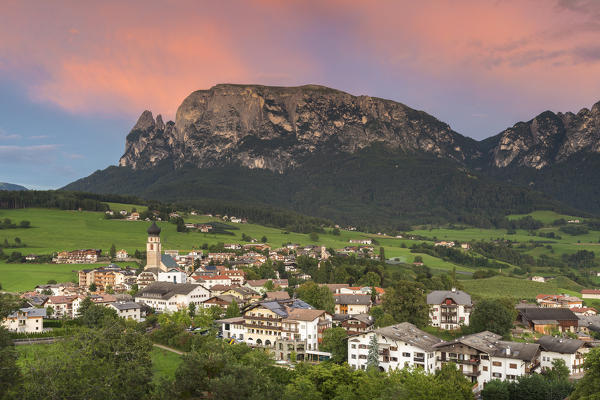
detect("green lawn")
[507,210,583,224]
[461,275,583,300]
[151,347,182,382]
[0,262,80,292]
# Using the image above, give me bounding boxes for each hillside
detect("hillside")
[0,182,28,191]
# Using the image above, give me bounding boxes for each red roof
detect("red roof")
[582,289,600,294]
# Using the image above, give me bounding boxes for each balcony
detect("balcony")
[463,370,481,377]
[413,357,425,363]
[245,315,280,322]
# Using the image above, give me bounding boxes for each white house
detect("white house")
[158,268,188,284]
[348,322,441,372]
[107,302,144,322]
[434,331,540,391]
[537,336,591,375]
[135,282,210,313]
[581,289,600,299]
[333,294,371,315]
[2,307,46,333]
[192,275,232,289]
[427,289,472,330]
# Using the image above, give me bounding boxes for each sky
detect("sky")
[1,0,600,189]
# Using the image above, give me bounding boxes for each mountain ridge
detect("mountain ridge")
[65,83,600,225]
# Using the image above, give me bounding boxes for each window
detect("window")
[351,344,356,349]
[509,363,517,369]
[359,355,367,359]
[492,361,502,367]
[507,375,517,380]
[351,355,356,359]
[482,366,488,371]
[403,352,411,357]
[390,346,398,351]
[390,357,398,362]
[492,372,502,378]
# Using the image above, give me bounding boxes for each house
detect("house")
[216,316,246,342]
[202,295,237,309]
[427,289,472,330]
[21,292,48,307]
[216,298,332,361]
[245,279,288,294]
[54,249,101,264]
[348,322,441,372]
[134,282,210,313]
[116,249,128,260]
[349,239,373,245]
[224,243,242,250]
[537,336,592,375]
[107,302,144,322]
[158,268,188,284]
[461,243,471,250]
[221,287,261,306]
[192,275,232,288]
[571,307,598,316]
[333,294,371,315]
[336,313,374,336]
[222,270,246,285]
[434,331,540,391]
[46,295,80,318]
[2,307,46,333]
[581,289,600,299]
[265,291,290,301]
[127,212,140,221]
[320,283,350,294]
[530,276,546,283]
[434,241,455,248]
[518,307,579,333]
[535,294,583,309]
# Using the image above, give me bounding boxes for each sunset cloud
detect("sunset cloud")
[0,0,599,135]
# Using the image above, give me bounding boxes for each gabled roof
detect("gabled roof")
[519,307,579,322]
[7,307,46,318]
[265,291,290,300]
[427,290,472,305]
[434,331,540,361]
[334,294,371,305]
[108,301,141,311]
[285,308,326,322]
[376,322,442,352]
[161,254,178,268]
[137,282,206,299]
[537,336,586,354]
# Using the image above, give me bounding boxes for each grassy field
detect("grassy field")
[151,347,182,382]
[0,207,474,293]
[461,275,583,300]
[507,210,582,224]
[0,262,80,292]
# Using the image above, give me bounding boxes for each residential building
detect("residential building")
[158,268,188,284]
[216,299,332,361]
[245,279,288,294]
[434,331,540,391]
[265,291,291,301]
[537,336,592,375]
[427,289,472,330]
[221,287,261,306]
[193,275,232,288]
[116,249,128,260]
[349,239,373,245]
[53,249,101,264]
[348,322,441,372]
[336,313,374,336]
[107,302,144,322]
[134,282,210,313]
[518,307,579,333]
[334,294,371,315]
[2,307,46,333]
[536,294,583,309]
[202,295,236,309]
[46,295,79,318]
[582,289,600,299]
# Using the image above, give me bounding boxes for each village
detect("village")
[4,222,600,395]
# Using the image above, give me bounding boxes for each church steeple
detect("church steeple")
[145,222,163,270]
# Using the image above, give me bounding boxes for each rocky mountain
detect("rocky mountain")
[0,182,28,191]
[484,101,600,169]
[65,84,600,227]
[118,84,481,172]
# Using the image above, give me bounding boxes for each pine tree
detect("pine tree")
[367,334,379,370]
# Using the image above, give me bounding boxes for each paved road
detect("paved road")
[153,343,185,355]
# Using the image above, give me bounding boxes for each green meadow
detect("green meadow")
[1,206,599,297]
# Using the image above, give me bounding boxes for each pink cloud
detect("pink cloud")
[1,0,599,124]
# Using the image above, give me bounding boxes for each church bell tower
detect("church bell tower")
[145,222,162,270]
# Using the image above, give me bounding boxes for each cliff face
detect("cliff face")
[119,84,481,172]
[489,102,600,169]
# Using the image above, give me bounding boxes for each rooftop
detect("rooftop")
[375,322,442,352]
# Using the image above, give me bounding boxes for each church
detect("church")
[136,222,180,288]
